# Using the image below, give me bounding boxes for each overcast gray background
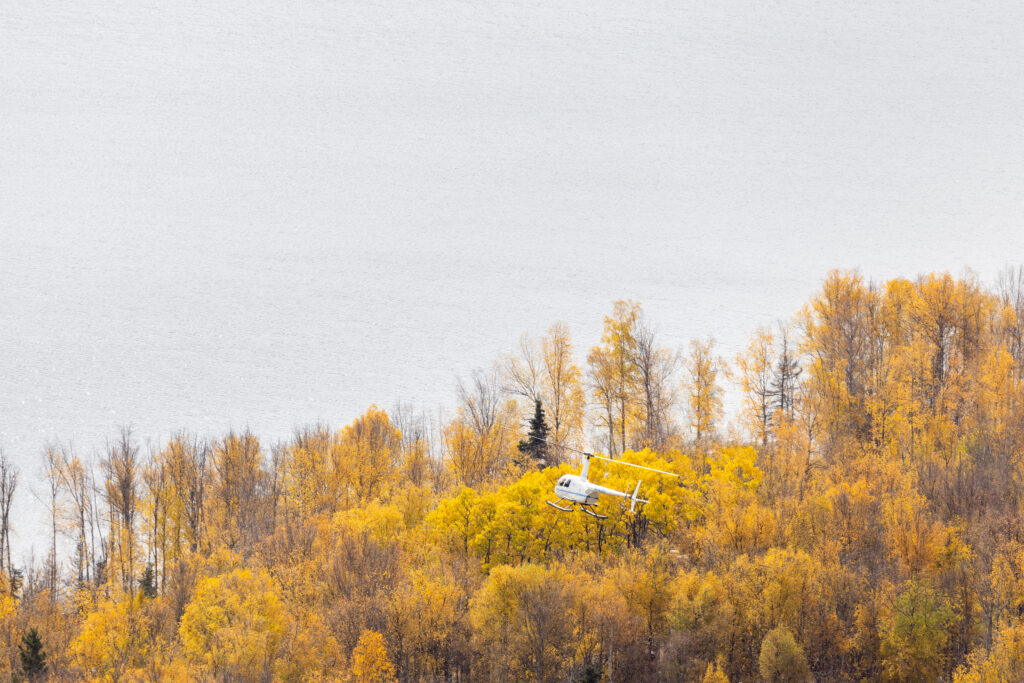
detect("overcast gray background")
[3,1,1024,557]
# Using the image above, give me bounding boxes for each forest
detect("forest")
[4,268,1024,681]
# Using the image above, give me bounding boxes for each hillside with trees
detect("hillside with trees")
[4,268,1024,681]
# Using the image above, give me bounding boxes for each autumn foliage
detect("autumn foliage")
[4,269,1024,680]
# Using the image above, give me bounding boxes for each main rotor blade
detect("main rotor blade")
[500,426,678,477]
[588,453,680,478]
[499,425,592,458]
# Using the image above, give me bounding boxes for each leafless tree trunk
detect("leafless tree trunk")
[392,401,436,487]
[143,444,165,593]
[587,348,619,455]
[55,445,92,588]
[772,323,802,417]
[42,445,62,595]
[540,322,585,460]
[86,454,104,586]
[634,320,679,451]
[997,265,1024,374]
[165,433,209,553]
[269,441,287,529]
[500,323,584,464]
[0,450,17,588]
[104,427,140,597]
[458,368,505,438]
[451,367,516,483]
[501,335,543,404]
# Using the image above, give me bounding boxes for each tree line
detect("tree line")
[2,268,1024,680]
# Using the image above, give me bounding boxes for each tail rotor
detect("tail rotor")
[630,480,648,513]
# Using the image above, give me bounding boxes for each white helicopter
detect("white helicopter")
[517,430,679,519]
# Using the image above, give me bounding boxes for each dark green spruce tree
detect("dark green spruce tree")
[139,563,158,598]
[517,399,550,469]
[19,627,46,680]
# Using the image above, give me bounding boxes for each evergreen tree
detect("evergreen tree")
[572,663,602,683]
[517,400,550,468]
[19,627,46,680]
[140,563,157,598]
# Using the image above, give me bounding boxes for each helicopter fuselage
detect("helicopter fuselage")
[554,474,627,506]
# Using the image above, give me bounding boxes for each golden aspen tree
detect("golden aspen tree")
[208,430,266,551]
[609,548,677,678]
[683,338,726,466]
[860,278,913,463]
[70,596,155,680]
[0,593,17,680]
[669,571,732,677]
[179,568,286,681]
[284,424,337,517]
[384,571,461,679]
[324,510,405,656]
[350,629,397,683]
[446,369,518,486]
[904,274,996,515]
[714,548,845,679]
[954,620,1024,682]
[161,433,208,553]
[701,660,729,683]
[582,569,640,682]
[978,543,1023,648]
[801,270,878,456]
[275,608,340,681]
[878,581,955,681]
[694,446,771,563]
[758,626,811,682]
[335,406,402,505]
[588,300,643,456]
[540,322,586,459]
[470,563,577,682]
[426,487,490,558]
[910,273,966,414]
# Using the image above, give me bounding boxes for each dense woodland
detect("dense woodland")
[5,269,1024,681]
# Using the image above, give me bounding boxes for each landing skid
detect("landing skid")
[546,499,609,519]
